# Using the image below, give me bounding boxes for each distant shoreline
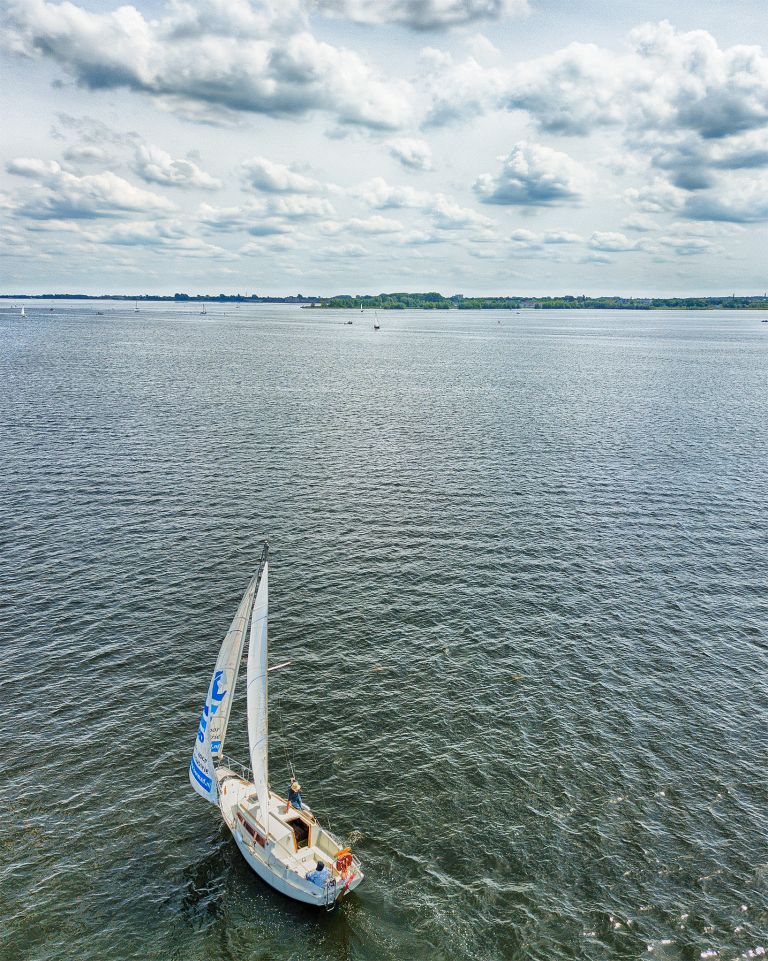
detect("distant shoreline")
[1,293,767,310]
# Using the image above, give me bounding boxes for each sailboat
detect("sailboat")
[134,301,140,312]
[373,312,380,331]
[189,544,364,907]
[20,306,26,318]
[200,304,207,315]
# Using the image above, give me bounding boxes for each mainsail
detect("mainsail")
[247,563,269,833]
[189,568,260,804]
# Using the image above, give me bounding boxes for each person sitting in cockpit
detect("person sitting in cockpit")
[305,861,329,887]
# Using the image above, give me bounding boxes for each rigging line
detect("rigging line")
[272,677,296,784]
[311,773,335,837]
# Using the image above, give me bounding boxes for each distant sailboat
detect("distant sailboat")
[134,301,140,312]
[189,544,364,907]
[373,312,380,330]
[20,306,26,318]
[360,302,363,313]
[200,304,207,315]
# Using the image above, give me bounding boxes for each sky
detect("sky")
[1,0,767,296]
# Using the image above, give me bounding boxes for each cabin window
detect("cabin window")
[288,817,310,849]
[237,812,265,847]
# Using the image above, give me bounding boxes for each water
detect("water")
[1,303,766,961]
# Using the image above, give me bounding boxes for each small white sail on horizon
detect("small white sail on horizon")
[20,306,26,318]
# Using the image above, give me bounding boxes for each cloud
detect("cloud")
[198,203,251,231]
[588,231,640,252]
[354,177,431,209]
[62,145,115,166]
[242,156,325,194]
[431,193,493,230]
[422,50,508,127]
[6,157,173,219]
[425,21,768,140]
[325,243,368,258]
[263,195,335,219]
[248,219,293,236]
[347,214,404,233]
[312,0,529,31]
[656,236,714,255]
[682,180,768,222]
[474,142,588,206]
[95,220,226,255]
[638,129,768,196]
[387,137,433,171]
[542,230,583,244]
[52,112,136,147]
[509,228,538,248]
[4,0,412,130]
[628,21,768,140]
[240,234,305,254]
[622,213,659,232]
[624,179,686,214]
[134,144,221,189]
[505,42,626,136]
[581,252,613,264]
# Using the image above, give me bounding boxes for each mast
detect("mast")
[247,543,270,835]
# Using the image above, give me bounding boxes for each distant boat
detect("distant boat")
[201,304,207,315]
[373,312,380,330]
[20,306,26,318]
[360,302,363,313]
[134,302,140,312]
[189,544,364,908]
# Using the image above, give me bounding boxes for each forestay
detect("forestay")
[247,564,269,833]
[189,570,259,803]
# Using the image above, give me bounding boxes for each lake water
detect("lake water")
[1,303,766,961]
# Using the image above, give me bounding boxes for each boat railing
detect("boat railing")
[218,754,253,781]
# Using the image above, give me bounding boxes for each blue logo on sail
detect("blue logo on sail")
[197,670,228,743]
[190,755,212,791]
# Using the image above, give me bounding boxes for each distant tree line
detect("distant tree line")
[0,293,322,303]
[3,291,767,309]
[310,292,768,310]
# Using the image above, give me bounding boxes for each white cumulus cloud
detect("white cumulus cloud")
[474,142,589,206]
[242,157,326,194]
[134,144,221,189]
[3,0,412,130]
[313,0,528,31]
[6,157,173,220]
[387,138,433,172]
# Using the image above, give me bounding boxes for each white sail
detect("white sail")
[189,672,219,804]
[247,564,269,832]
[189,571,259,803]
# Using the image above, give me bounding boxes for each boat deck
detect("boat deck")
[216,767,363,899]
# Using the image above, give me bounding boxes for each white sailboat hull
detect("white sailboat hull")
[216,768,363,907]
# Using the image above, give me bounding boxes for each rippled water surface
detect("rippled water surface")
[1,302,767,961]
